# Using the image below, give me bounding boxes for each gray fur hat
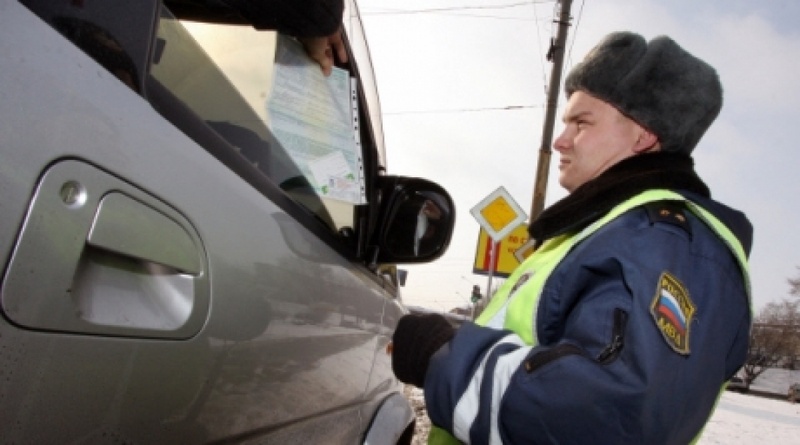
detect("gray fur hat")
[564,32,722,155]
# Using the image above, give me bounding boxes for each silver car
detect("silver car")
[0,0,454,443]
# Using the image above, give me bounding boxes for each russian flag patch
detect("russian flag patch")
[650,272,695,355]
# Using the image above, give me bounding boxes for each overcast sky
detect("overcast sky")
[357,0,800,313]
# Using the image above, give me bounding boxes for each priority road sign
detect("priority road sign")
[470,186,527,241]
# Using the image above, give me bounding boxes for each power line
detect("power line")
[532,0,549,93]
[363,1,556,16]
[565,0,586,72]
[383,104,545,116]
[402,12,537,21]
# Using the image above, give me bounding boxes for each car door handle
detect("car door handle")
[88,192,202,275]
[1,160,209,339]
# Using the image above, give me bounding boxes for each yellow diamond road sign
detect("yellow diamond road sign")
[470,186,527,241]
[481,196,517,232]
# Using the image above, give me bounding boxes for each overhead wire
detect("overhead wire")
[564,0,586,74]
[383,104,545,116]
[369,1,557,116]
[363,1,556,16]
[532,1,549,94]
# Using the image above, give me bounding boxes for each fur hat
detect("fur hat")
[564,32,722,155]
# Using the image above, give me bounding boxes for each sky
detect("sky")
[355,0,800,313]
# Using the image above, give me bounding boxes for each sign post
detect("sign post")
[470,187,527,302]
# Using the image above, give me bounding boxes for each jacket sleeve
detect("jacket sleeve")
[224,0,344,36]
[424,207,751,445]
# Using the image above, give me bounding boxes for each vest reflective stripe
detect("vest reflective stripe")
[682,200,752,310]
[428,190,750,445]
[475,232,573,345]
[429,425,461,445]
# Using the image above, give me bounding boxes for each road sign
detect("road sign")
[472,223,531,277]
[514,238,537,263]
[470,186,527,241]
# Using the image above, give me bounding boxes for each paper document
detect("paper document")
[267,35,366,204]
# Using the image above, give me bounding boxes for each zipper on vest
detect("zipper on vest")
[596,308,628,365]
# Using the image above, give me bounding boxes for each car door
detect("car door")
[0,0,436,443]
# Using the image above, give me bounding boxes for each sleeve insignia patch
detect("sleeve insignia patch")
[650,272,695,355]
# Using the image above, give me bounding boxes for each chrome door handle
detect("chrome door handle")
[1,160,209,339]
[88,192,201,275]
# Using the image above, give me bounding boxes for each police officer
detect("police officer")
[390,32,752,444]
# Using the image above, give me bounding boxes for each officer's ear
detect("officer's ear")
[633,127,660,154]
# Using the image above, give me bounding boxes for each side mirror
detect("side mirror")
[374,176,455,264]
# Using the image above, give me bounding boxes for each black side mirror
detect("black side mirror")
[374,176,455,264]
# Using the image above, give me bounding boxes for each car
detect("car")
[726,376,748,393]
[0,0,455,443]
[788,383,800,403]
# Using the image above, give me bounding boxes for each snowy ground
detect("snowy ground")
[404,369,800,444]
[699,368,800,444]
[698,391,800,444]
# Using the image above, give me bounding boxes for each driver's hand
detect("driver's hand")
[299,25,348,76]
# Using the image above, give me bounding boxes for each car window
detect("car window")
[18,0,386,262]
[151,9,363,236]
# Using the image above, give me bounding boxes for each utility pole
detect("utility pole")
[530,0,573,222]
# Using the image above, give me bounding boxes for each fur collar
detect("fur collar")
[529,152,710,244]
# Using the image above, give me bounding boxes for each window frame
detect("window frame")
[148,6,383,264]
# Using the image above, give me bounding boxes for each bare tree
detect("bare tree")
[741,299,800,389]
[789,267,800,298]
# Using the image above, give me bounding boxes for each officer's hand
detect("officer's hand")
[390,313,455,388]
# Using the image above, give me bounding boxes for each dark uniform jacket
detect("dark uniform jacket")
[166,0,343,36]
[425,153,752,444]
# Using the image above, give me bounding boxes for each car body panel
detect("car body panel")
[0,0,450,443]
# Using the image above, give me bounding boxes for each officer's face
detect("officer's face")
[553,91,650,192]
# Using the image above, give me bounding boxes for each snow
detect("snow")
[698,391,800,444]
[747,369,800,395]
[699,369,800,444]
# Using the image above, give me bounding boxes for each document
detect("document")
[267,35,365,204]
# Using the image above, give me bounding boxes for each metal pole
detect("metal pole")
[485,239,498,303]
[530,0,574,221]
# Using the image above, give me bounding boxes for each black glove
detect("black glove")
[391,313,455,387]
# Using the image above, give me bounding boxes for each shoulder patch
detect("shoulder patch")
[650,272,695,355]
[644,201,692,235]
